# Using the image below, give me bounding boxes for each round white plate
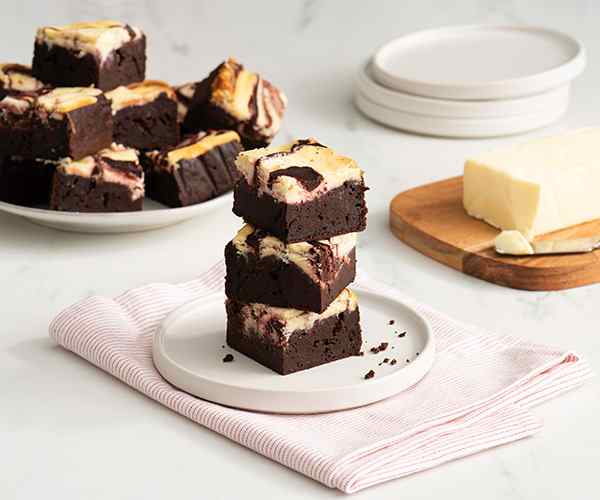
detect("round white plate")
[153,290,435,414]
[372,25,585,100]
[356,61,571,119]
[0,192,232,234]
[354,90,568,138]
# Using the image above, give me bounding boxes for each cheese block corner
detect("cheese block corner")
[463,128,600,239]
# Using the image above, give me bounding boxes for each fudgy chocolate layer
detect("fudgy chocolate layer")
[233,179,368,243]
[226,302,362,375]
[113,93,178,151]
[33,37,146,91]
[0,157,54,207]
[50,171,143,212]
[0,95,113,160]
[225,243,356,313]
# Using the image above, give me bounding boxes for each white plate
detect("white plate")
[372,25,585,100]
[153,290,435,414]
[356,61,571,119]
[0,193,232,234]
[354,90,568,138]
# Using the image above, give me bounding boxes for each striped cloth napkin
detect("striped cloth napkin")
[49,261,592,493]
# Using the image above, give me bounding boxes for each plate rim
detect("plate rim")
[152,289,436,413]
[356,61,571,118]
[0,190,232,221]
[354,90,567,138]
[371,24,586,101]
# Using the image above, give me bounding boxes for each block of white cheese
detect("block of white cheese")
[463,128,600,239]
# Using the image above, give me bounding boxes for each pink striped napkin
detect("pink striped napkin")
[49,262,593,493]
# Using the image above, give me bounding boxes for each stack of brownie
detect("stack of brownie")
[225,138,369,375]
[0,21,287,212]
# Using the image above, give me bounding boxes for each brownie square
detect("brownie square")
[50,144,144,212]
[107,80,179,151]
[146,130,242,207]
[179,58,287,148]
[0,156,55,207]
[225,224,357,313]
[0,88,113,160]
[233,138,368,242]
[32,21,146,91]
[0,63,45,100]
[226,289,362,375]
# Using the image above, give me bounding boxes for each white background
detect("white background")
[1,1,598,498]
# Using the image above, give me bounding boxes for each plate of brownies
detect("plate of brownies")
[0,21,287,233]
[154,138,435,414]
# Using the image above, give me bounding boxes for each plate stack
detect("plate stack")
[354,25,586,138]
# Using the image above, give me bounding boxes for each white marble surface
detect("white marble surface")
[1,1,598,498]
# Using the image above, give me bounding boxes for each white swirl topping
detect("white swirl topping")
[237,288,358,343]
[235,138,364,203]
[232,224,356,282]
[36,20,143,62]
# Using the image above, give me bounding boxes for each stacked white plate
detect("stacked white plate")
[354,25,586,138]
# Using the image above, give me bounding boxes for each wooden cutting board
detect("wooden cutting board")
[389,176,600,291]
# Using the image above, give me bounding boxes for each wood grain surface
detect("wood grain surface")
[389,176,600,291]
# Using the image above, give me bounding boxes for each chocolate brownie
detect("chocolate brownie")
[179,58,287,148]
[50,144,144,212]
[0,64,45,100]
[225,224,357,313]
[32,21,146,91]
[226,289,362,375]
[145,130,242,207]
[107,80,179,151]
[0,156,55,207]
[233,138,368,242]
[0,87,113,160]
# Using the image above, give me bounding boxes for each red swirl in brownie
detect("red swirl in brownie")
[236,138,364,203]
[226,224,357,312]
[50,144,144,212]
[233,138,368,242]
[226,289,362,375]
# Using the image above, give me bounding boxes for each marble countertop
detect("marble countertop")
[2,1,598,498]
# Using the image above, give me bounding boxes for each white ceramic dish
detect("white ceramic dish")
[356,61,571,119]
[153,290,435,414]
[372,25,585,100]
[0,193,232,234]
[354,90,568,138]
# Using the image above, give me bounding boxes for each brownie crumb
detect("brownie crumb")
[416,352,420,356]
[406,359,410,363]
[388,320,395,325]
[370,342,389,354]
[390,359,397,365]
[222,354,234,363]
[398,332,407,338]
[221,345,225,348]
[364,370,375,380]
[358,351,364,356]
[383,358,390,363]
